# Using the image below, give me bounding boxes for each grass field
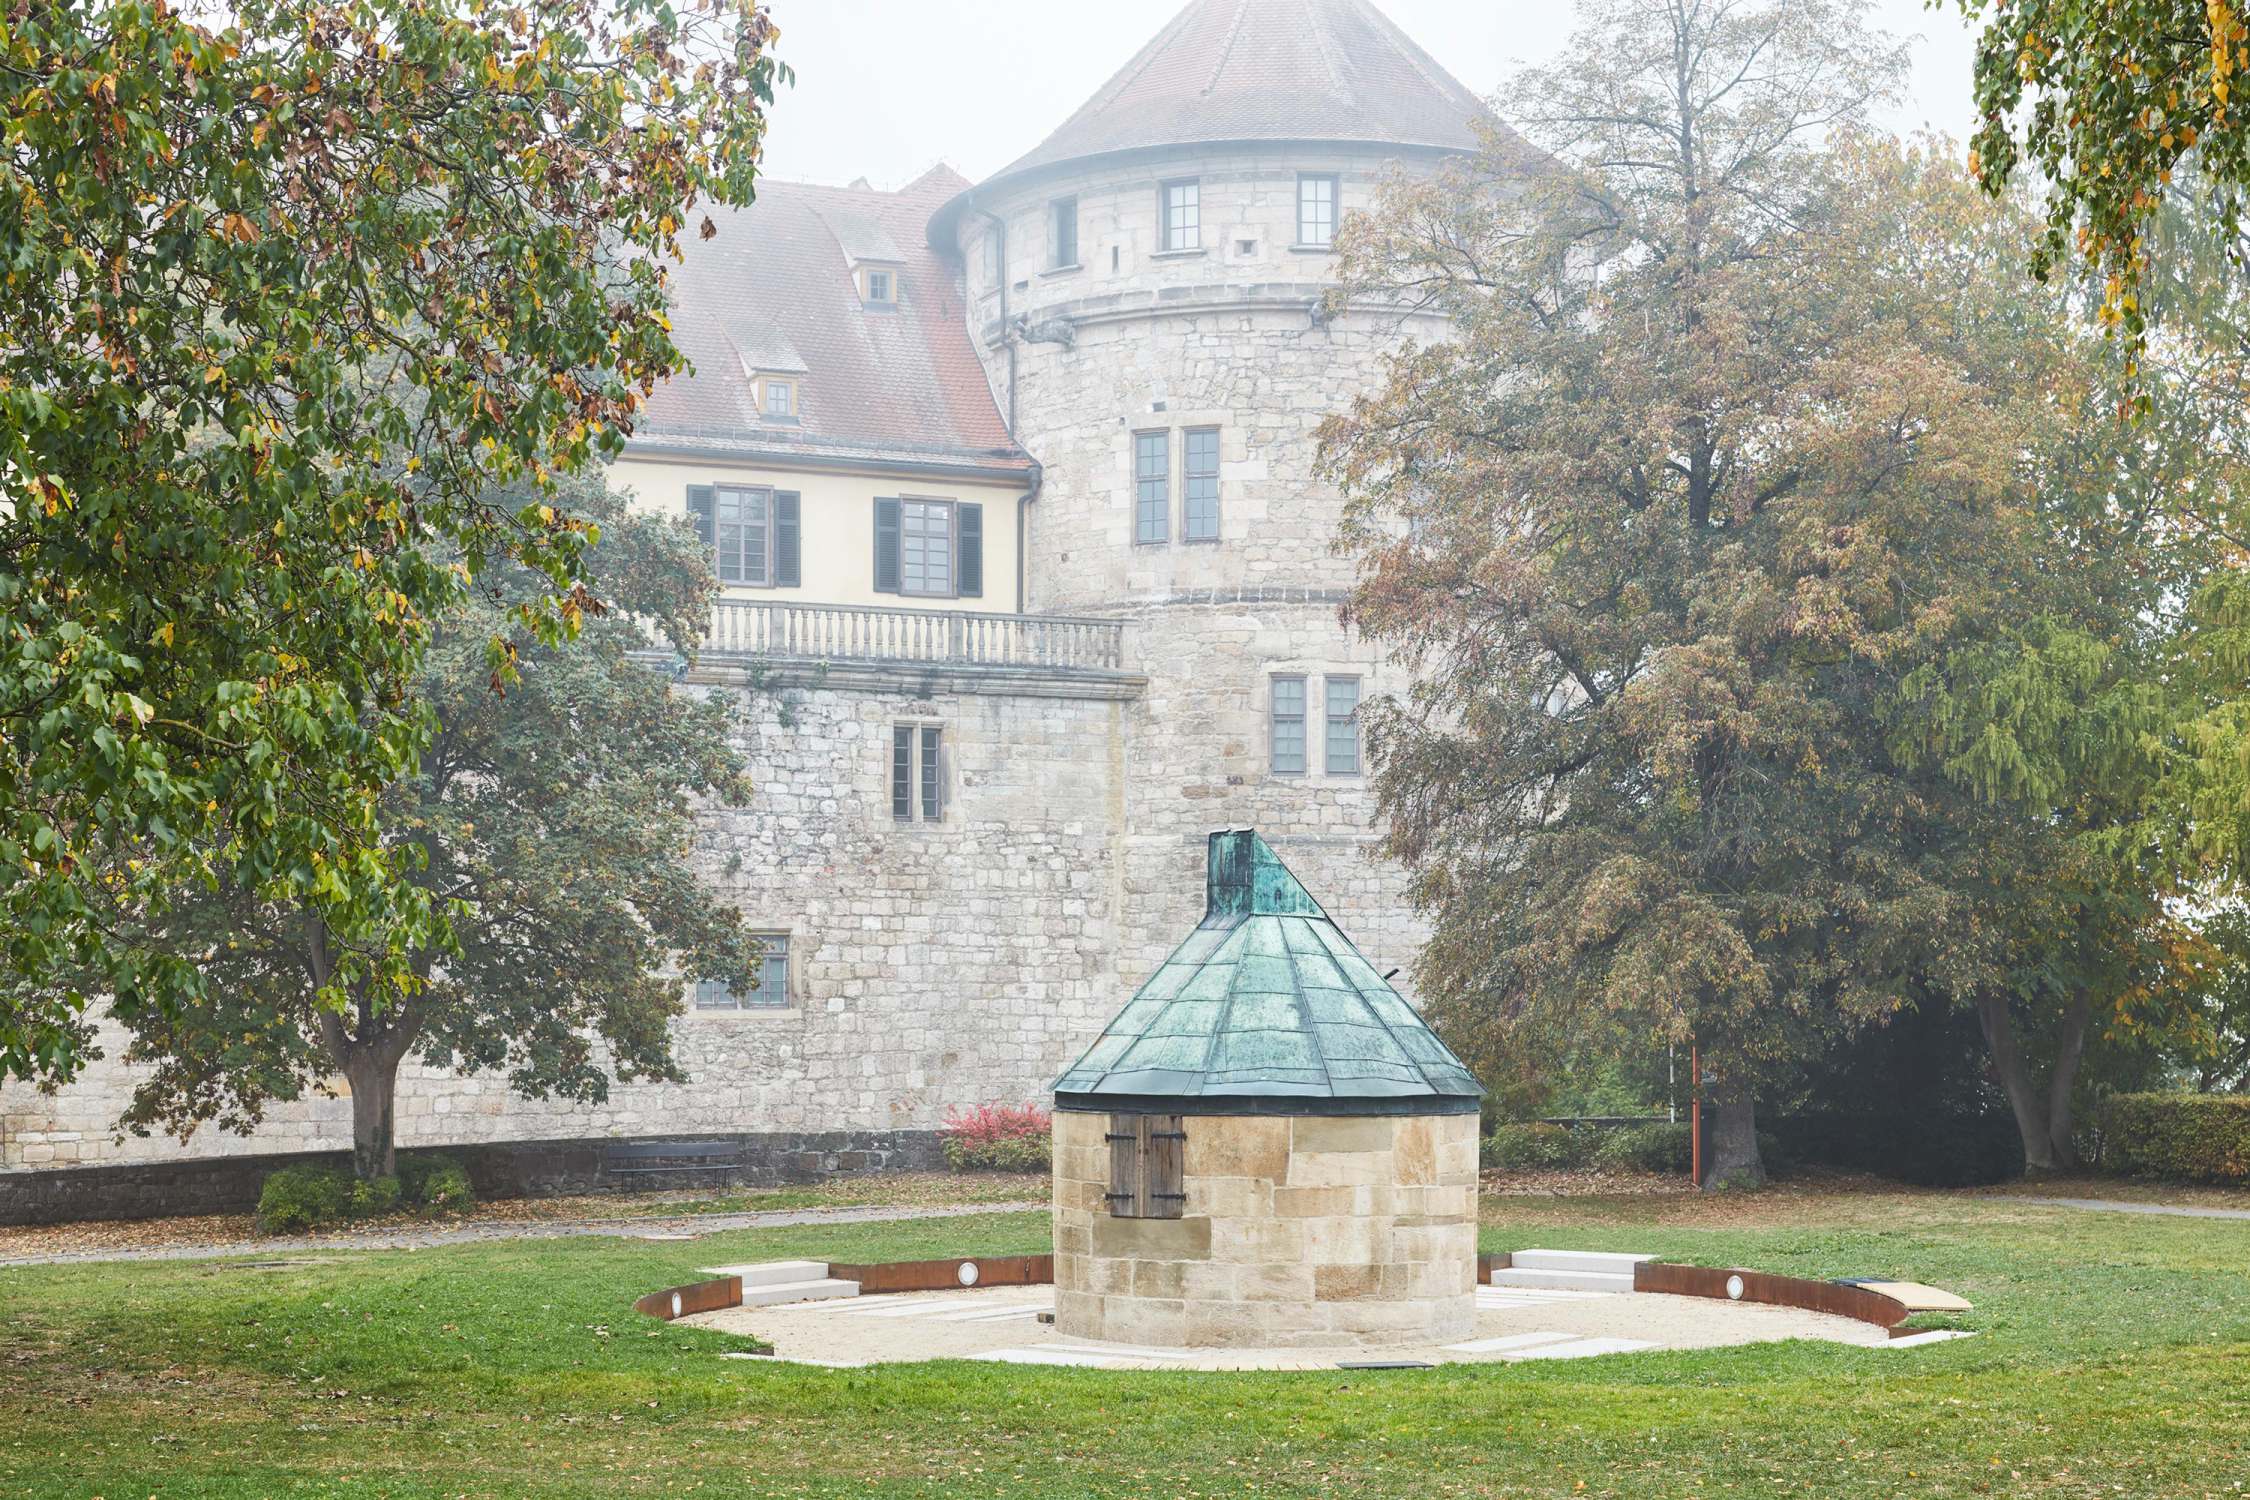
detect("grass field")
[4,1186,2248,1498]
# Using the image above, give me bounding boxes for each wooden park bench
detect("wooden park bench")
[602,1138,744,1187]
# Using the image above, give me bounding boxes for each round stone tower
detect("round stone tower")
[929,0,1507,1018]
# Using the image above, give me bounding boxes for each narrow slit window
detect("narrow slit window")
[893,724,944,824]
[1183,427,1220,542]
[1271,675,1307,775]
[919,725,942,822]
[1134,431,1170,544]
[1051,196,1079,268]
[1324,675,1362,776]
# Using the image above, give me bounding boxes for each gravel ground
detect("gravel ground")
[0,1198,1045,1269]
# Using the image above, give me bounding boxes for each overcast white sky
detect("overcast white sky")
[754,0,1982,190]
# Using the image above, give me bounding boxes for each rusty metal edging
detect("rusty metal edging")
[634,1275,744,1321]
[1634,1261,1916,1336]
[825,1254,1053,1294]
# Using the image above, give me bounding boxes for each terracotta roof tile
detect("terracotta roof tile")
[635,164,1028,476]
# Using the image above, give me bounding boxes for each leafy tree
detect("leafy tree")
[1961,0,2250,343]
[80,478,759,1180]
[1319,0,2131,1187]
[0,0,780,1089]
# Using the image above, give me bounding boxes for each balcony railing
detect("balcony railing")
[704,599,1128,673]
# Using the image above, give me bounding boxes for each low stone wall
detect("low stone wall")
[0,1128,946,1228]
[1051,1109,1478,1349]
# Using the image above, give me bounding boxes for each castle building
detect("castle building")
[0,0,1503,1190]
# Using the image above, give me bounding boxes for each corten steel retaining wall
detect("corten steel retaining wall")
[0,1128,947,1228]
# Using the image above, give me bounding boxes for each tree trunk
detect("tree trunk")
[1702,1084,1765,1190]
[1978,992,2061,1176]
[2044,994,2092,1172]
[343,1046,406,1182]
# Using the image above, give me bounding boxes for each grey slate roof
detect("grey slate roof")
[994,0,1492,186]
[635,165,1029,478]
[1052,830,1483,1114]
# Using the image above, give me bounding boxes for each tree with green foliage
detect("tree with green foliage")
[1962,0,2250,344]
[1319,0,2155,1188]
[64,479,761,1180]
[0,0,781,1092]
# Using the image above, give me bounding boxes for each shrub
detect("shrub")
[1594,1122,1692,1174]
[942,1102,1052,1172]
[1481,1121,1590,1171]
[255,1164,351,1234]
[2102,1094,2250,1182]
[398,1152,478,1213]
[349,1174,404,1218]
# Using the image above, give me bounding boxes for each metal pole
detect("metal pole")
[1689,1044,1702,1188]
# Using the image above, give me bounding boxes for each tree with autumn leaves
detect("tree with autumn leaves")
[0,0,781,1095]
[1323,0,2242,1182]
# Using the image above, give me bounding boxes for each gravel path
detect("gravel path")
[0,1199,1047,1269]
[1990,1194,2250,1221]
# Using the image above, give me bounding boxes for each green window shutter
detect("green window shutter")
[873,497,902,594]
[687,484,716,549]
[957,502,982,598]
[774,491,802,588]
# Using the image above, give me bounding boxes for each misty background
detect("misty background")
[755,0,1980,189]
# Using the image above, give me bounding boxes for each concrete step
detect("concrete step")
[737,1276,863,1307]
[1507,1249,1654,1275]
[702,1260,836,1289]
[1488,1267,1636,1293]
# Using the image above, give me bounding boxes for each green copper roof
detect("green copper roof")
[1053,830,1483,1114]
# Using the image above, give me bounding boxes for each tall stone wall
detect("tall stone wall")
[0,668,1133,1172]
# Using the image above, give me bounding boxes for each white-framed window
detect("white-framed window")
[694,934,791,1010]
[1133,431,1170,544]
[1324,675,1362,775]
[763,378,795,420]
[892,723,944,823]
[1161,179,1200,252]
[1183,426,1220,542]
[865,267,896,305]
[1271,675,1307,775]
[1297,174,1338,247]
[900,497,954,597]
[1051,196,1079,268]
[715,485,771,586]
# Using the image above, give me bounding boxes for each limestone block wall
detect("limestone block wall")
[0,670,1131,1171]
[1051,1108,1478,1349]
[950,145,1450,1015]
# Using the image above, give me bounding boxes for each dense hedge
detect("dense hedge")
[2101,1094,2250,1182]
[254,1151,479,1234]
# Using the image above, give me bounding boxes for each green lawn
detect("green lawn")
[4,1189,2247,1497]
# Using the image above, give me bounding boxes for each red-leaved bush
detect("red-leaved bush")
[941,1102,1052,1172]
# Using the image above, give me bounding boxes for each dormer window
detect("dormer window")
[763,378,796,421]
[863,267,897,306]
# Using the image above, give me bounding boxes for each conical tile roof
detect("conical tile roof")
[1053,830,1483,1114]
[930,0,1515,244]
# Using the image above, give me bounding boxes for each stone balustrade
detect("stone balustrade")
[704,599,1129,674]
